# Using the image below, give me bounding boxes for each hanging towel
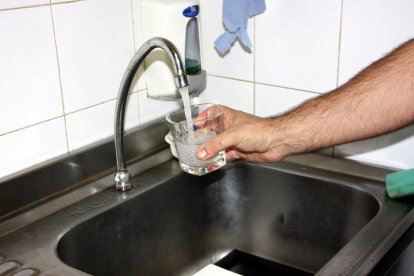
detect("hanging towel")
[215,0,266,55]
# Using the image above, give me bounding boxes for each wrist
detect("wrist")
[265,116,306,159]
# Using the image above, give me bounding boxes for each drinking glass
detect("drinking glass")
[166,103,226,175]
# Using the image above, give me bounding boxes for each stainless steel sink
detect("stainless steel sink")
[52,160,412,275]
[1,122,414,276]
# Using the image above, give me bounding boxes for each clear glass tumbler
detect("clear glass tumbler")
[166,103,226,176]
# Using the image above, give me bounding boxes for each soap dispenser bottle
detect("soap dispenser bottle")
[184,10,206,95]
[141,0,206,100]
[185,18,201,74]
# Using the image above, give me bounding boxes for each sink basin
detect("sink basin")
[55,160,408,275]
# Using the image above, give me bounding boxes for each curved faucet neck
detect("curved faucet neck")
[114,37,189,191]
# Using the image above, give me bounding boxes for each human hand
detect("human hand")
[196,106,290,163]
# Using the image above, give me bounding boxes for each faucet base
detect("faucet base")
[114,171,132,191]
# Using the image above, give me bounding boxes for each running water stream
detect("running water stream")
[179,86,194,141]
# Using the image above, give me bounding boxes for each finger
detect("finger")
[194,105,222,127]
[196,132,236,160]
[193,110,208,128]
[226,150,243,160]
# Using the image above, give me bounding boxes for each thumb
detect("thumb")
[196,133,234,160]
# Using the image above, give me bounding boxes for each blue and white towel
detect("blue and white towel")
[215,0,266,55]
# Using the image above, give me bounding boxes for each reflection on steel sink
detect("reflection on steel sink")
[55,160,411,275]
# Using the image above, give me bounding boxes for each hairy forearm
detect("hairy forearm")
[271,38,414,157]
[197,39,414,163]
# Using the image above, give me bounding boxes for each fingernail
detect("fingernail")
[198,149,207,159]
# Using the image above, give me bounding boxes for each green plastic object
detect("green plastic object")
[386,168,414,198]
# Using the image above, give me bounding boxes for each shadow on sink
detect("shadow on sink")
[56,162,379,275]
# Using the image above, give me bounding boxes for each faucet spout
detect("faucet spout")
[114,37,189,191]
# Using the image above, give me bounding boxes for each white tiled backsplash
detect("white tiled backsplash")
[255,0,342,93]
[1,0,414,179]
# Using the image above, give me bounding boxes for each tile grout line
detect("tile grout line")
[131,0,144,129]
[253,17,256,115]
[0,3,50,12]
[336,0,344,88]
[207,73,253,84]
[65,91,140,116]
[0,92,139,138]
[0,116,65,137]
[0,0,86,12]
[130,0,137,51]
[333,0,345,158]
[49,0,70,153]
[207,73,322,95]
[137,0,147,128]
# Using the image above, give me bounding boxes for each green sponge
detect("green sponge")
[386,169,414,198]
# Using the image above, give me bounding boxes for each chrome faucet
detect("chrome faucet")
[114,37,189,191]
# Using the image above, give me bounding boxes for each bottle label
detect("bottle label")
[183,5,199,18]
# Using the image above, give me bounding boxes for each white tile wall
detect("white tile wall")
[334,0,414,168]
[255,85,333,156]
[66,93,140,151]
[0,0,141,179]
[131,0,147,92]
[51,0,135,113]
[2,0,414,179]
[0,118,67,178]
[0,6,62,135]
[255,0,342,93]
[0,0,48,10]
[255,85,317,117]
[51,0,84,3]
[199,0,254,81]
[339,0,414,85]
[138,90,182,125]
[199,76,254,113]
